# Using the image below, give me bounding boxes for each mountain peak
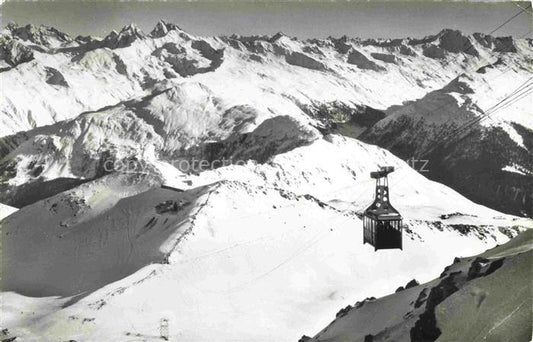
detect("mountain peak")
[437,28,463,37]
[119,23,144,36]
[270,31,288,42]
[436,28,479,56]
[102,24,144,48]
[5,21,18,31]
[150,20,183,38]
[4,23,72,47]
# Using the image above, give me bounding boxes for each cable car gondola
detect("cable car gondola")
[363,166,403,251]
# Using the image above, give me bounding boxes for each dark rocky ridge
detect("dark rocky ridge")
[304,230,533,342]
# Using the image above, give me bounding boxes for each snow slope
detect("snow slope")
[1,134,531,341]
[305,229,532,342]
[0,87,317,207]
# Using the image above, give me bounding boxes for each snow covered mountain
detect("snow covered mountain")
[360,55,533,217]
[303,229,532,342]
[0,21,532,341]
[1,22,531,217]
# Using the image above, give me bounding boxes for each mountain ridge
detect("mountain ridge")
[303,230,533,342]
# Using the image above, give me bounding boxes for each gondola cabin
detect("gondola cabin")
[363,166,403,251]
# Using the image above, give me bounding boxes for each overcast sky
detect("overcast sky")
[1,1,531,39]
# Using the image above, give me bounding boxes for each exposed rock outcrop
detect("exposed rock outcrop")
[285,51,326,71]
[362,38,403,47]
[6,23,72,47]
[191,39,224,70]
[410,274,459,342]
[152,40,223,77]
[473,33,517,53]
[192,115,320,165]
[150,20,182,38]
[399,44,416,56]
[423,44,446,59]
[405,278,419,289]
[44,67,68,87]
[331,36,352,54]
[103,24,144,49]
[347,48,384,71]
[438,29,478,56]
[0,37,34,68]
[370,52,397,64]
[112,53,128,75]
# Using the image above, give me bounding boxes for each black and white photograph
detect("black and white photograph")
[0,0,532,341]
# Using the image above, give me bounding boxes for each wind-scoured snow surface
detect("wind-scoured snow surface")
[0,22,532,341]
[306,230,533,342]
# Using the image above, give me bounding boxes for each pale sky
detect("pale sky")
[1,1,531,39]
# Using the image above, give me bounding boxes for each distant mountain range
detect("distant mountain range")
[1,21,531,216]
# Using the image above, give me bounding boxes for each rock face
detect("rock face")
[285,51,326,71]
[423,44,446,59]
[473,33,517,53]
[438,29,478,56]
[103,24,144,49]
[191,39,224,70]
[208,115,321,163]
[6,23,72,47]
[0,37,34,68]
[112,53,128,75]
[347,48,384,71]
[331,36,352,54]
[370,52,397,64]
[151,39,224,77]
[410,274,459,342]
[405,279,419,288]
[74,35,98,45]
[362,38,403,48]
[44,67,68,87]
[399,44,416,56]
[150,20,182,38]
